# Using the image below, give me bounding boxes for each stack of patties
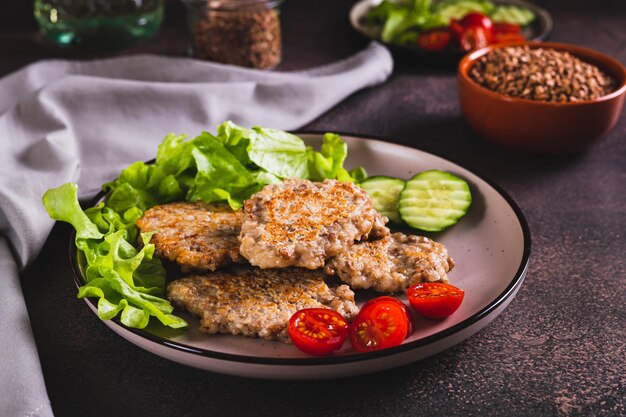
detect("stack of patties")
[136,178,454,343]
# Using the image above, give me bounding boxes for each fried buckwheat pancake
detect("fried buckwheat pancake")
[136,201,243,272]
[239,178,389,270]
[167,267,359,342]
[325,232,454,293]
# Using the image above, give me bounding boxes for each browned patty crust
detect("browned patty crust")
[167,267,359,342]
[325,232,455,293]
[239,178,389,270]
[136,201,243,272]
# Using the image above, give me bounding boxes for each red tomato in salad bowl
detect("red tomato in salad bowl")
[492,23,525,44]
[450,12,494,51]
[417,29,452,51]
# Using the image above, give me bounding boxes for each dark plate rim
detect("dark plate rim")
[350,0,554,59]
[70,132,532,366]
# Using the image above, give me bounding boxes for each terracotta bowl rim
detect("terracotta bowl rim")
[458,41,626,107]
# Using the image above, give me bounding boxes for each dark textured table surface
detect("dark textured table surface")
[4,1,625,416]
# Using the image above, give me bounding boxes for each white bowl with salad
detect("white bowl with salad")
[350,0,553,58]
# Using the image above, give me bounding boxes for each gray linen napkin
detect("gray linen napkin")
[0,42,393,416]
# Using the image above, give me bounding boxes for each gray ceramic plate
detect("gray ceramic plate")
[350,0,553,61]
[72,133,531,379]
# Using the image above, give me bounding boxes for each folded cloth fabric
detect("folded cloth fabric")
[0,42,393,417]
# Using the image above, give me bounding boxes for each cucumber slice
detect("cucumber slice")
[491,5,535,26]
[398,170,471,232]
[359,176,406,223]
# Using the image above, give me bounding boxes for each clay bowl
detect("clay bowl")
[458,41,626,154]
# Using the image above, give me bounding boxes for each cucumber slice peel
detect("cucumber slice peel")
[398,170,471,232]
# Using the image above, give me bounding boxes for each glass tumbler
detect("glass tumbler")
[34,0,164,50]
[183,0,282,69]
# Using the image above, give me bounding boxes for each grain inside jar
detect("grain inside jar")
[187,0,282,69]
[469,46,616,103]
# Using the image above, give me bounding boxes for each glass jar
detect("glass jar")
[183,0,282,70]
[34,0,164,50]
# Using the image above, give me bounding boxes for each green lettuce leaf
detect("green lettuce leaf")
[349,167,369,183]
[104,123,363,212]
[185,133,259,210]
[43,183,103,241]
[42,183,187,330]
[308,133,350,182]
[367,0,437,44]
[216,121,309,179]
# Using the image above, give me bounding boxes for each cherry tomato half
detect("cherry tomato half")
[417,29,452,51]
[288,308,349,356]
[349,298,409,352]
[407,283,465,319]
[361,296,414,338]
